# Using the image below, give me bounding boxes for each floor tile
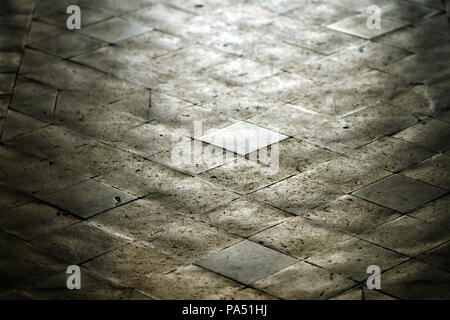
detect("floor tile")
[300,156,391,193]
[394,119,450,152]
[327,13,407,40]
[198,121,288,156]
[359,215,450,256]
[305,195,400,235]
[416,241,450,272]
[83,241,184,289]
[31,32,105,59]
[90,198,183,241]
[149,265,245,300]
[250,174,343,215]
[196,240,297,285]
[80,18,151,43]
[381,260,450,299]
[0,201,78,241]
[1,110,48,142]
[352,174,447,213]
[249,217,352,259]
[38,179,137,218]
[253,261,357,300]
[306,237,408,281]
[199,199,292,238]
[400,153,450,190]
[409,195,450,228]
[349,137,436,172]
[147,219,241,262]
[95,160,189,197]
[30,221,132,265]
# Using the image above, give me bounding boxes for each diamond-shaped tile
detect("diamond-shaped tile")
[401,153,450,190]
[80,18,151,43]
[381,260,450,299]
[31,221,132,264]
[196,240,297,285]
[0,201,78,241]
[352,174,447,213]
[327,14,407,40]
[38,179,137,218]
[253,261,356,300]
[359,215,450,256]
[198,121,288,156]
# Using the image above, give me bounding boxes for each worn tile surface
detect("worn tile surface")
[1,0,449,300]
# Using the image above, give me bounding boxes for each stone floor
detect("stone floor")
[1,0,450,300]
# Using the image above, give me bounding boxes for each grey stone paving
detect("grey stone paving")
[0,0,449,300]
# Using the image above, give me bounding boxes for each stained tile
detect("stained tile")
[1,110,48,142]
[31,32,105,59]
[394,119,450,152]
[327,14,407,40]
[381,260,450,299]
[199,199,292,238]
[306,237,408,281]
[349,137,436,172]
[80,18,151,43]
[196,240,297,285]
[38,179,137,218]
[249,217,351,259]
[250,174,343,215]
[359,215,450,256]
[0,201,78,241]
[147,219,241,262]
[305,195,400,235]
[31,221,132,264]
[253,261,356,300]
[409,195,450,228]
[401,153,450,190]
[417,241,450,272]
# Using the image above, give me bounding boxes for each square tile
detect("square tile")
[0,73,15,94]
[198,121,288,156]
[417,241,450,272]
[144,177,239,216]
[306,237,408,281]
[83,241,184,289]
[147,219,241,262]
[305,195,400,235]
[0,244,68,288]
[349,137,436,172]
[196,240,297,285]
[300,156,391,193]
[0,201,79,241]
[38,179,137,218]
[381,260,450,299]
[327,14,407,40]
[359,215,450,256]
[90,198,183,241]
[352,174,447,213]
[31,32,105,59]
[199,199,292,238]
[410,195,450,227]
[95,160,189,197]
[149,265,245,300]
[400,153,450,190]
[208,58,278,86]
[249,217,352,259]
[80,18,151,43]
[149,140,236,176]
[253,261,356,300]
[394,119,450,152]
[31,221,132,264]
[199,157,291,194]
[0,186,33,211]
[250,174,343,215]
[1,110,48,142]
